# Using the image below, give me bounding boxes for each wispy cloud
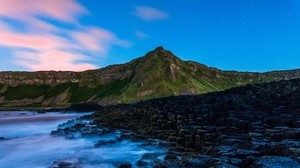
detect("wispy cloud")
[15,50,95,71]
[135,31,148,40]
[0,0,87,23]
[0,26,66,50]
[0,0,129,71]
[71,27,130,53]
[134,6,169,21]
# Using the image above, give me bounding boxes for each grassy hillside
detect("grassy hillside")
[0,46,299,108]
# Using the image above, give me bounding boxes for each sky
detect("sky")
[0,0,299,72]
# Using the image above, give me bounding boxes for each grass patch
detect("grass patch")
[1,84,49,100]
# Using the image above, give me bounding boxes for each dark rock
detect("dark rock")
[262,140,300,157]
[136,159,148,166]
[164,154,178,160]
[161,160,181,168]
[118,163,132,168]
[141,152,165,160]
[292,120,300,128]
[0,137,7,141]
[153,163,171,168]
[94,139,119,147]
[249,156,300,168]
[50,159,79,168]
[207,157,239,168]
[235,149,260,158]
[182,158,206,168]
[221,138,244,146]
[90,78,300,167]
[67,102,103,112]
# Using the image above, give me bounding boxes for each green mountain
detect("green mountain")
[0,46,299,108]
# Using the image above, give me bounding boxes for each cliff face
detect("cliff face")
[0,46,299,108]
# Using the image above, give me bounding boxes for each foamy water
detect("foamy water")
[0,111,166,168]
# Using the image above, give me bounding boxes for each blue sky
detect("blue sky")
[0,0,299,72]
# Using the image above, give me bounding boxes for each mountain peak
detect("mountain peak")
[142,46,181,65]
[149,46,174,58]
[154,46,165,52]
[140,46,184,68]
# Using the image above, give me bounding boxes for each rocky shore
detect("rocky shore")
[91,78,300,167]
[50,117,168,168]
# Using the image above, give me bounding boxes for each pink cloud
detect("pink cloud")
[0,0,129,71]
[72,27,131,53]
[16,50,96,71]
[26,18,59,33]
[0,28,65,50]
[134,6,169,21]
[0,0,87,23]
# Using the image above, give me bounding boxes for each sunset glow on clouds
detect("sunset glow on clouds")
[0,0,129,71]
[0,1,299,72]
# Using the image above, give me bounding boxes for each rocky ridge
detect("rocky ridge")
[92,78,300,167]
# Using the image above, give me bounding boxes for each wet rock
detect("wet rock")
[292,120,300,128]
[153,163,171,168]
[141,152,166,160]
[207,157,239,168]
[164,154,178,160]
[212,146,236,157]
[235,149,260,158]
[94,139,119,147]
[118,163,132,168]
[251,141,268,150]
[175,137,184,145]
[221,138,245,147]
[195,135,202,149]
[249,156,300,168]
[182,158,206,168]
[49,159,79,168]
[273,128,300,141]
[163,160,182,168]
[262,140,300,157]
[51,119,105,139]
[136,159,148,167]
[167,136,177,142]
[0,137,7,140]
[178,129,189,137]
[237,120,250,132]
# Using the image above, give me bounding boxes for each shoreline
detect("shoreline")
[0,106,68,112]
[1,78,300,167]
[0,102,104,112]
